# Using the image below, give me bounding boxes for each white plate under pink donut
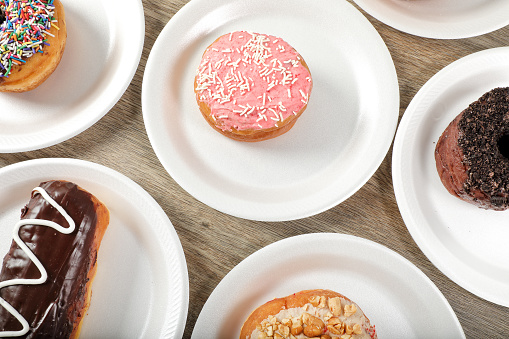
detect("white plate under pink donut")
[142,0,399,221]
[0,0,144,153]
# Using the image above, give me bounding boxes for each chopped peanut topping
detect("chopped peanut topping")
[344,304,357,317]
[254,295,369,339]
[328,297,342,316]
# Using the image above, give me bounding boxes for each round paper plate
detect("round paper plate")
[142,0,399,221]
[352,0,509,39]
[0,158,188,338]
[0,0,145,153]
[192,233,464,338]
[392,47,509,306]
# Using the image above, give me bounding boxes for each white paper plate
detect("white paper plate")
[392,47,509,307]
[142,0,399,221]
[352,0,509,39]
[192,233,464,338]
[0,158,188,338]
[0,0,145,153]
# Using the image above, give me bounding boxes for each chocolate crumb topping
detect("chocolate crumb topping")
[457,87,509,208]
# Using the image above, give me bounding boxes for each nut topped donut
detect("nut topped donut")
[194,31,313,142]
[0,0,67,92]
[435,87,509,210]
[240,289,377,339]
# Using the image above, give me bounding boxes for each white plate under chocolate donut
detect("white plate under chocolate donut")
[0,0,144,153]
[192,233,465,338]
[0,158,188,338]
[392,47,509,307]
[352,0,509,39]
[142,0,399,221]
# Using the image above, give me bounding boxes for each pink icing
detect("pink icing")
[195,31,312,131]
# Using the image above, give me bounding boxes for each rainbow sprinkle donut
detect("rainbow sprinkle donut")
[0,0,66,92]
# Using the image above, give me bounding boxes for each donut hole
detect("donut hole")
[497,134,509,159]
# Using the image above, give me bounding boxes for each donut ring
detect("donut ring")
[435,87,509,210]
[0,0,66,92]
[194,31,313,142]
[240,289,377,339]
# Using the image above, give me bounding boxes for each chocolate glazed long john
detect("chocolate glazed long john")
[0,180,109,338]
[0,187,75,337]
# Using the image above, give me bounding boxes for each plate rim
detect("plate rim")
[191,233,465,338]
[142,0,399,221]
[352,0,509,39]
[0,0,145,153]
[0,158,189,338]
[392,46,509,306]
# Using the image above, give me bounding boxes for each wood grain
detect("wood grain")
[1,0,508,338]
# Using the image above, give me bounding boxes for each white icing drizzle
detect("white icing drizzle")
[0,187,75,337]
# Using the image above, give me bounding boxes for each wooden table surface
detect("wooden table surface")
[1,0,508,338]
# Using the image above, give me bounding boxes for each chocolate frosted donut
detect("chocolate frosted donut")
[435,87,509,210]
[0,180,109,338]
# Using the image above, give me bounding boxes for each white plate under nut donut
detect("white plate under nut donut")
[192,234,464,338]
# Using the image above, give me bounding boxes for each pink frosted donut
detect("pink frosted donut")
[194,31,313,142]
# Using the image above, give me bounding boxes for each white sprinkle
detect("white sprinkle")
[214,59,224,69]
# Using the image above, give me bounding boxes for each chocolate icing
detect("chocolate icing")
[457,87,509,209]
[0,181,100,338]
